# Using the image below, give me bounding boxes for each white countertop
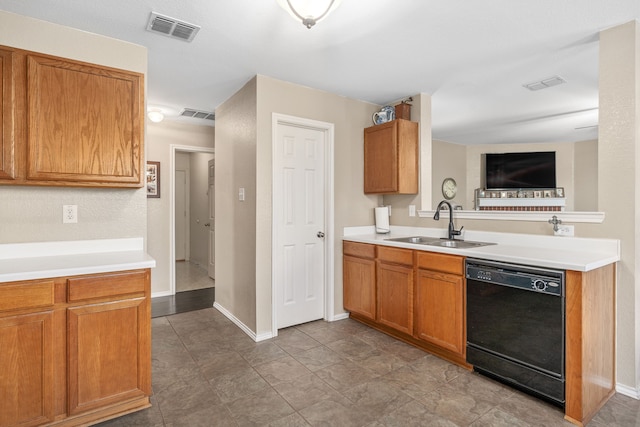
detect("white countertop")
[0,238,156,282]
[344,226,620,272]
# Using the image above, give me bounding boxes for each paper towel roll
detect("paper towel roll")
[375,207,390,234]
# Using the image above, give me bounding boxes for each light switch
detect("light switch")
[239,187,245,201]
[409,205,416,217]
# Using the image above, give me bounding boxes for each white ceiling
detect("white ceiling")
[0,1,638,144]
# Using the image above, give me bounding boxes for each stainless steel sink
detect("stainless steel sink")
[385,236,495,249]
[424,239,495,249]
[385,236,438,244]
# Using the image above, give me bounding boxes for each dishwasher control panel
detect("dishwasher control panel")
[466,258,564,296]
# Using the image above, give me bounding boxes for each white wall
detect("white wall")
[189,152,215,267]
[146,121,214,295]
[0,11,147,245]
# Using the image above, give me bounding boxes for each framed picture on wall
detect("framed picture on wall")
[146,161,160,198]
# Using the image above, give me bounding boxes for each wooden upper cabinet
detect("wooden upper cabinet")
[26,54,143,186]
[364,119,418,194]
[0,44,144,188]
[0,48,16,180]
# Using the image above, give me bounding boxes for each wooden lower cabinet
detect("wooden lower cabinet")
[414,269,464,355]
[343,242,376,320]
[377,247,414,335]
[0,269,151,427]
[0,311,54,427]
[68,297,150,416]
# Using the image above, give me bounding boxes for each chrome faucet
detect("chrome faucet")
[434,200,463,240]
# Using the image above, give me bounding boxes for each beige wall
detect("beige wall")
[597,21,639,391]
[574,139,598,211]
[431,140,467,209]
[255,75,380,335]
[215,77,258,331]
[146,121,214,295]
[215,75,380,336]
[0,11,148,245]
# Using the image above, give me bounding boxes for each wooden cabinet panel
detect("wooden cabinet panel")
[415,269,465,355]
[68,270,147,302]
[364,119,418,194]
[416,251,464,275]
[0,48,16,180]
[26,54,143,186]
[0,311,54,427]
[343,255,376,320]
[0,279,54,312]
[377,260,414,334]
[343,241,375,259]
[377,245,413,265]
[67,297,151,415]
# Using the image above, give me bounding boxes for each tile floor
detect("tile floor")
[98,309,640,426]
[176,261,214,292]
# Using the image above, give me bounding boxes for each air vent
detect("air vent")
[146,12,200,42]
[181,108,215,121]
[523,76,566,91]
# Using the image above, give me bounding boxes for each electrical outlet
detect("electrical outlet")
[63,205,78,224]
[554,224,574,237]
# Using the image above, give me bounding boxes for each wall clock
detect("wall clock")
[442,177,457,200]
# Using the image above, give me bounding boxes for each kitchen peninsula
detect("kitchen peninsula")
[0,238,155,427]
[343,226,619,426]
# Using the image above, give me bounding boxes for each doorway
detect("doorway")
[272,114,335,333]
[170,145,215,296]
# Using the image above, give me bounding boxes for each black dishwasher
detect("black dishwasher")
[466,258,565,407]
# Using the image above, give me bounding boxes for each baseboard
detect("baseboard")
[616,383,640,400]
[151,290,173,298]
[330,312,350,321]
[213,302,264,342]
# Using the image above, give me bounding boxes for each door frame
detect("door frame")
[169,144,215,295]
[271,113,335,336]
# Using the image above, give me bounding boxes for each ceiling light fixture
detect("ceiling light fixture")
[276,0,342,29]
[147,111,164,123]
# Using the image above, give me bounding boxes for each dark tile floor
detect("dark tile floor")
[99,308,640,426]
[151,288,215,318]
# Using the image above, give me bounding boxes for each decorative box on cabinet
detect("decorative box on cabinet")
[364,119,418,194]
[0,44,144,188]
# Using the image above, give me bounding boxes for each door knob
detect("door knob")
[204,223,210,227]
[317,231,325,238]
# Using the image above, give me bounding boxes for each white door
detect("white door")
[274,123,325,329]
[175,170,187,261]
[207,159,215,279]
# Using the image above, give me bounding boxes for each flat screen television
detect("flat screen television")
[485,151,556,190]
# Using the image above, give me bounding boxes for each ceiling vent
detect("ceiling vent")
[181,108,215,121]
[146,12,200,42]
[523,75,566,91]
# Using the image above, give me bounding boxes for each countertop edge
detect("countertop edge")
[343,232,620,272]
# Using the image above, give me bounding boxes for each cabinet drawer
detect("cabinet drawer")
[68,270,147,302]
[343,241,375,259]
[0,280,55,312]
[416,251,463,275]
[378,246,413,266]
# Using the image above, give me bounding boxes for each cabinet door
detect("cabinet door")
[415,269,465,355]
[343,255,376,320]
[67,297,151,415]
[377,261,414,334]
[364,121,398,193]
[0,48,16,180]
[0,312,54,427]
[26,54,143,187]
